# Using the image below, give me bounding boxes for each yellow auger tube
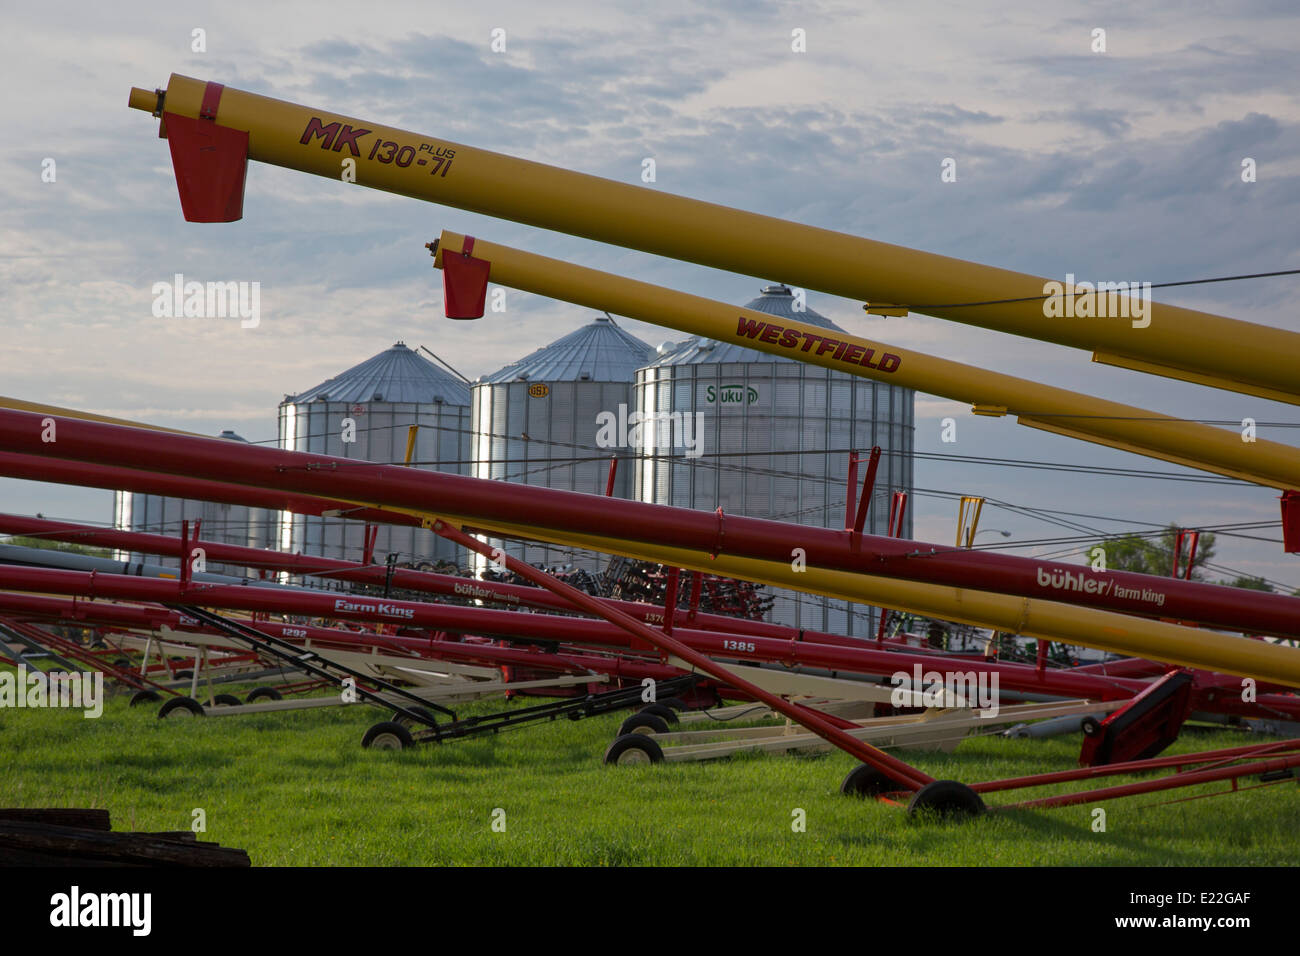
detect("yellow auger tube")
[129,74,1300,404]
[433,232,1300,492]
[0,396,205,437]
[452,520,1300,688]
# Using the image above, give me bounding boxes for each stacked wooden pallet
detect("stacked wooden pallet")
[0,809,250,866]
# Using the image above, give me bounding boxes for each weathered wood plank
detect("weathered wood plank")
[0,821,251,867]
[0,808,112,830]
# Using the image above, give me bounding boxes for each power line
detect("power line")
[892,268,1300,311]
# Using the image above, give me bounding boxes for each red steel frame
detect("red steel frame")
[0,513,870,650]
[0,591,688,688]
[3,410,1299,809]
[0,616,183,696]
[6,562,1300,722]
[6,514,1300,718]
[856,738,1300,812]
[4,571,1296,809]
[0,572,1144,702]
[421,516,936,791]
[2,409,1299,641]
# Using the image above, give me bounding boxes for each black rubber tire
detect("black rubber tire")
[657,697,688,712]
[1081,716,1105,737]
[906,780,986,818]
[393,705,437,729]
[174,670,193,680]
[362,721,414,751]
[91,640,108,650]
[638,703,679,725]
[212,694,242,707]
[113,657,131,668]
[157,696,206,719]
[618,712,671,737]
[246,687,283,703]
[603,733,664,766]
[840,763,907,798]
[128,690,162,707]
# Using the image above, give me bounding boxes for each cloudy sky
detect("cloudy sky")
[1,0,1297,590]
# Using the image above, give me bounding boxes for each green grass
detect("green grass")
[1,683,1296,865]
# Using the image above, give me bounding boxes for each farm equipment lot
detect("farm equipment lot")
[3,685,1294,867]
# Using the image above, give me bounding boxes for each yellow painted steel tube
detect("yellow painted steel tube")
[10,394,1300,686]
[0,396,204,437]
[129,74,1300,404]
[433,232,1300,492]
[445,518,1300,688]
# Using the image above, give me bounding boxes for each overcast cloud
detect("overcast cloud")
[1,0,1297,588]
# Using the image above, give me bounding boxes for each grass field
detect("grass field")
[2,683,1296,866]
